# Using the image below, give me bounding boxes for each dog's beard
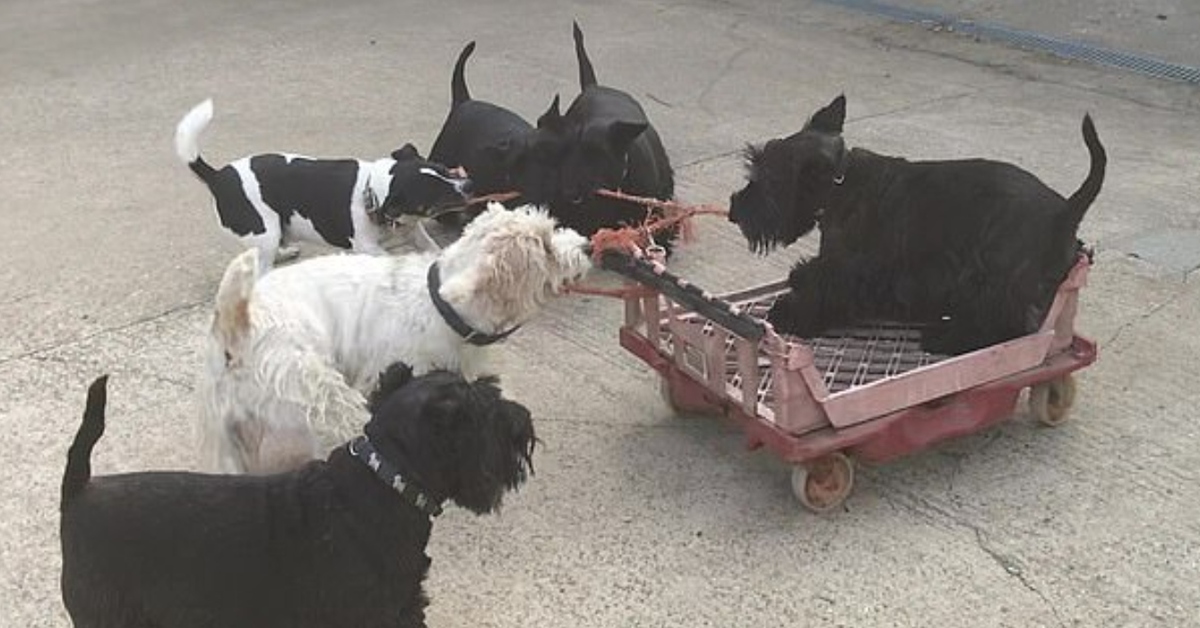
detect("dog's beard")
[452,400,537,515]
[730,186,792,255]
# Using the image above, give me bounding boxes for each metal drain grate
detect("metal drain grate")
[819,0,1200,84]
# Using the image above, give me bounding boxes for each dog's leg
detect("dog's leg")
[767,257,851,338]
[920,274,1032,355]
[276,242,301,263]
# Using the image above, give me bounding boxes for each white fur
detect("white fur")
[197,203,592,474]
[174,98,213,164]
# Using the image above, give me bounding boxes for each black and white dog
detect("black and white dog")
[174,99,473,273]
[61,365,536,628]
[729,95,1106,355]
[532,22,677,250]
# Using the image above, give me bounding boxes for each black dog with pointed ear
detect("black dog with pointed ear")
[729,94,1106,354]
[530,21,677,251]
[428,41,553,223]
[60,367,536,628]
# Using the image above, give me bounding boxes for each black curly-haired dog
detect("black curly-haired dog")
[60,365,535,628]
[729,94,1106,354]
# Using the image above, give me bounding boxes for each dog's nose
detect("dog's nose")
[458,179,474,198]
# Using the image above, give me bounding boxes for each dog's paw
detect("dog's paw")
[275,246,301,263]
[766,293,823,339]
[919,321,986,356]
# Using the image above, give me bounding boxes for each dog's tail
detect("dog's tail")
[175,98,219,182]
[213,249,260,365]
[1059,114,1106,236]
[451,41,476,107]
[61,375,109,509]
[573,21,597,89]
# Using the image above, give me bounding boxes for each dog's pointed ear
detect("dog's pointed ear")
[536,95,563,132]
[607,119,648,152]
[213,249,259,367]
[805,94,846,134]
[391,143,422,162]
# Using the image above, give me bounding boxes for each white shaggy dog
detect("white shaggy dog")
[198,203,591,474]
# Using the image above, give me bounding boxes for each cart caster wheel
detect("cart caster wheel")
[791,453,854,513]
[1030,374,1077,427]
[658,375,719,416]
[658,376,679,410]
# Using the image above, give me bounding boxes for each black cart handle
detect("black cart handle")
[598,250,767,341]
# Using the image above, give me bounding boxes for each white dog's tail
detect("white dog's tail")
[174,98,219,182]
[213,249,259,364]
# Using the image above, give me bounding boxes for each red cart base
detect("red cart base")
[622,325,1097,512]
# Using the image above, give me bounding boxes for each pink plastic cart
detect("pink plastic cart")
[604,251,1097,512]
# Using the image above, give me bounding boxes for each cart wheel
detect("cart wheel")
[791,453,855,513]
[658,375,720,416]
[658,376,678,410]
[1030,374,1077,427]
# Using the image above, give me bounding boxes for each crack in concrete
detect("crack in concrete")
[673,86,992,173]
[0,299,207,367]
[973,528,1067,628]
[872,481,1067,627]
[846,86,987,124]
[1103,284,1187,349]
[696,44,755,116]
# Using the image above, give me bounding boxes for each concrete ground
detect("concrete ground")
[2,0,1198,626]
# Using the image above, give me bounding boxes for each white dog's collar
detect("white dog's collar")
[348,435,444,517]
[427,263,520,346]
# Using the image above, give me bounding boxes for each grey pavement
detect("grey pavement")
[2,1,1198,626]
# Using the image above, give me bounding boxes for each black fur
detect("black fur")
[383,144,476,222]
[60,368,536,628]
[429,42,539,199]
[188,158,265,236]
[729,95,1106,354]
[427,42,560,229]
[529,22,677,250]
[252,155,359,247]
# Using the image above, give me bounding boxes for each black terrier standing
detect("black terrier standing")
[729,95,1105,354]
[60,365,535,628]
[534,22,677,251]
[428,41,562,225]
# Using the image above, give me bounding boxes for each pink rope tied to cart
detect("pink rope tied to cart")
[442,184,730,299]
[566,190,728,299]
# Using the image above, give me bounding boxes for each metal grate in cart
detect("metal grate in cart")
[660,289,951,406]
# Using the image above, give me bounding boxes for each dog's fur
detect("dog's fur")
[175,99,473,273]
[61,366,536,628]
[729,95,1106,354]
[428,42,550,206]
[530,22,677,249]
[198,203,589,474]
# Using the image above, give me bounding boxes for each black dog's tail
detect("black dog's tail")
[451,41,476,107]
[61,375,108,509]
[174,98,219,183]
[1059,114,1106,236]
[573,21,597,89]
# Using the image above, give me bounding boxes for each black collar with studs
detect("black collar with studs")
[426,262,520,346]
[348,435,444,517]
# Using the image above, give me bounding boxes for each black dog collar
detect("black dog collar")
[348,435,444,517]
[426,262,520,346]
